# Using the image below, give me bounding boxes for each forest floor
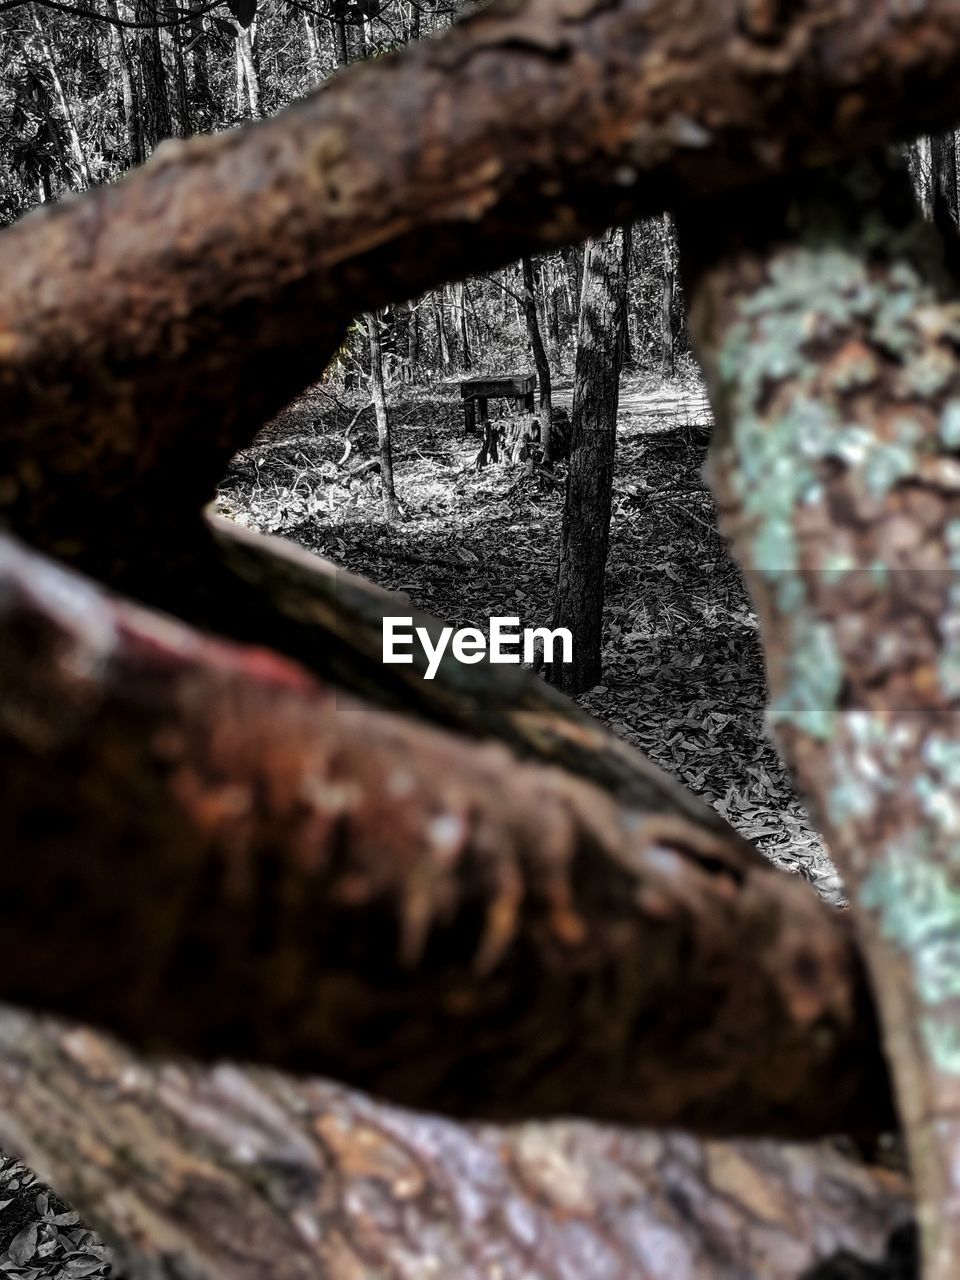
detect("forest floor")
[218,370,843,906]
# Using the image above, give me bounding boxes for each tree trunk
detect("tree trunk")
[109,0,142,167]
[237,24,263,120]
[680,151,960,1280]
[134,0,172,155]
[406,300,420,379]
[661,212,675,379]
[165,0,193,138]
[456,280,471,371]
[520,255,553,457]
[0,1008,912,1280]
[365,310,398,520]
[303,11,322,82]
[930,127,959,237]
[30,8,91,188]
[550,225,630,695]
[331,16,348,66]
[433,293,452,374]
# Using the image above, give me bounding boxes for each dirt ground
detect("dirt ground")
[218,372,843,905]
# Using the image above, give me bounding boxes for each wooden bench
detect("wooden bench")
[460,373,536,433]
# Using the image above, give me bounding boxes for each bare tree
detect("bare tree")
[549,225,630,693]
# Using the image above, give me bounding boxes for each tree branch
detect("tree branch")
[6,0,960,583]
[0,531,894,1137]
[0,1009,912,1280]
[0,0,221,29]
[680,151,960,1278]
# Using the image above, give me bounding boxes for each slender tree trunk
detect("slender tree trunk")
[165,0,193,138]
[31,8,91,188]
[407,0,421,42]
[366,311,398,520]
[456,281,472,371]
[190,31,214,132]
[407,301,420,380]
[550,226,630,694]
[546,258,563,362]
[434,293,452,374]
[135,0,172,155]
[109,0,141,166]
[331,16,349,66]
[521,255,553,457]
[237,25,263,120]
[32,71,73,196]
[661,212,675,379]
[303,11,322,82]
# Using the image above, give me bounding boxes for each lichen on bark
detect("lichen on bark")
[680,153,960,1277]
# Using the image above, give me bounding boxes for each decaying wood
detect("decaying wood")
[681,153,960,1278]
[0,530,893,1138]
[0,1008,913,1280]
[7,1,960,585]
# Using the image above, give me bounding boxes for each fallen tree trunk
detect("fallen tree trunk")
[7,1,960,584]
[681,153,960,1278]
[0,1008,913,1280]
[0,530,893,1138]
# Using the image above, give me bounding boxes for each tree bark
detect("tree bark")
[434,293,452,374]
[455,280,471,371]
[13,0,960,589]
[550,225,630,695]
[661,212,676,378]
[134,0,173,156]
[0,530,894,1138]
[406,300,419,379]
[108,0,142,167]
[0,1008,912,1280]
[237,24,263,120]
[364,310,398,520]
[521,255,554,458]
[30,8,91,189]
[930,128,959,241]
[680,152,960,1280]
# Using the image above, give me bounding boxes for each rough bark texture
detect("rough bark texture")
[680,154,960,1278]
[551,225,630,695]
[0,1009,912,1280]
[10,0,960,589]
[134,0,173,155]
[0,530,894,1138]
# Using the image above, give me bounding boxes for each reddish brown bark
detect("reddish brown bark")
[7,1,960,585]
[680,154,960,1277]
[0,531,893,1138]
[0,1010,913,1280]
